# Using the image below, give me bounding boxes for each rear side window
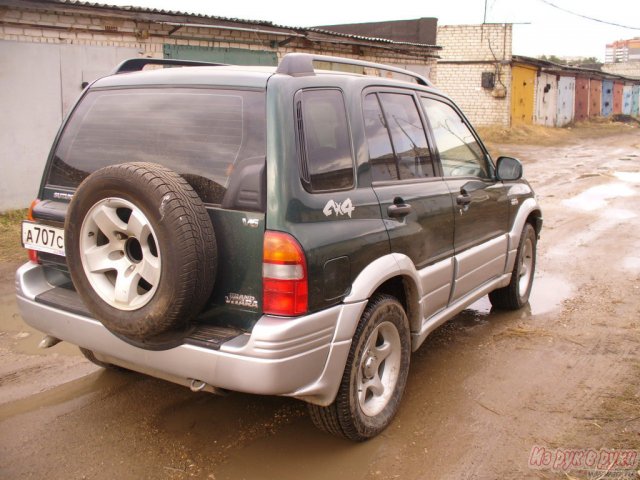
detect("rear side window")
[420,97,488,178]
[364,92,434,182]
[296,89,354,192]
[363,94,397,181]
[48,88,266,204]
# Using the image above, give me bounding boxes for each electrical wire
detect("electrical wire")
[538,0,640,30]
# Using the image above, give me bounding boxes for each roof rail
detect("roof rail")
[275,53,432,87]
[111,58,226,75]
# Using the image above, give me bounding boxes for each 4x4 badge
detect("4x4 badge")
[323,198,355,218]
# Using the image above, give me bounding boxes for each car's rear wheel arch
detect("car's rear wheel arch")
[370,275,420,334]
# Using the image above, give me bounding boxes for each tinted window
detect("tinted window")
[298,89,354,192]
[420,97,488,178]
[363,92,434,182]
[363,94,398,181]
[48,88,266,204]
[379,93,434,180]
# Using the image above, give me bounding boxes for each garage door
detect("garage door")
[163,45,278,66]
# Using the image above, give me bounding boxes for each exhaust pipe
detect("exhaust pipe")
[190,378,207,392]
[38,335,61,349]
[189,378,229,396]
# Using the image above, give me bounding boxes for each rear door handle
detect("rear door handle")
[387,203,412,218]
[456,194,472,206]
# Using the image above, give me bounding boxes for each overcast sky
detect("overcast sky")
[105,0,639,60]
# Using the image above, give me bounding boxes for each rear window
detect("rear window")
[295,89,354,192]
[47,88,266,204]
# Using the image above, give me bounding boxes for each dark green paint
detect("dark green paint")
[36,59,539,334]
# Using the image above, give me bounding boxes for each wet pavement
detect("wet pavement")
[1,128,639,479]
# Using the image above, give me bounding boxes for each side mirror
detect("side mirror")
[496,156,523,181]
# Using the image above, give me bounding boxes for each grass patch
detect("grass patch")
[0,209,27,262]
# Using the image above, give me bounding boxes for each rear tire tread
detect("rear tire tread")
[308,294,410,441]
[66,162,217,343]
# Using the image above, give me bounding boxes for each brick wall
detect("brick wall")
[436,24,513,126]
[437,24,511,62]
[0,4,437,70]
[0,2,438,210]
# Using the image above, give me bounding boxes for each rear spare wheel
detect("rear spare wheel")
[65,162,217,345]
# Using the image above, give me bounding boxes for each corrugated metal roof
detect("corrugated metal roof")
[512,55,640,81]
[35,0,441,49]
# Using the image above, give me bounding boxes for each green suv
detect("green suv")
[17,54,542,441]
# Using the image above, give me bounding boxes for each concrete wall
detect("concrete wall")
[0,42,62,212]
[436,24,512,127]
[0,40,141,211]
[602,62,640,79]
[0,3,437,210]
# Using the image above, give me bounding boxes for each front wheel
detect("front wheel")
[489,222,537,310]
[308,294,411,441]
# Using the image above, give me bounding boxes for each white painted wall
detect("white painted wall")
[0,41,62,211]
[0,41,139,211]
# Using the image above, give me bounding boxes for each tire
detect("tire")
[308,294,411,441]
[65,162,217,345]
[79,347,121,370]
[489,222,536,310]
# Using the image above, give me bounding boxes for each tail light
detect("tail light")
[27,199,40,264]
[262,231,308,316]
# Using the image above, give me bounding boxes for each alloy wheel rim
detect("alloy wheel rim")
[518,236,534,296]
[79,197,161,311]
[356,321,402,417]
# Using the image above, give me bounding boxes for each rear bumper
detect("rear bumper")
[15,262,366,406]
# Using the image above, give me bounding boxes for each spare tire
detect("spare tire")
[65,162,217,345]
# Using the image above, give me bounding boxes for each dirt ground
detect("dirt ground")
[1,124,639,480]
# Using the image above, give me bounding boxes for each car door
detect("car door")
[419,95,510,302]
[364,89,455,318]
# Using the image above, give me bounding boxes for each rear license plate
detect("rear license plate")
[22,221,65,256]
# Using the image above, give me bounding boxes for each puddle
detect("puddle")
[547,208,637,258]
[0,369,120,421]
[605,208,638,220]
[453,275,571,327]
[466,296,492,315]
[562,183,636,211]
[528,274,573,316]
[454,296,492,330]
[613,171,640,184]
[622,256,640,272]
